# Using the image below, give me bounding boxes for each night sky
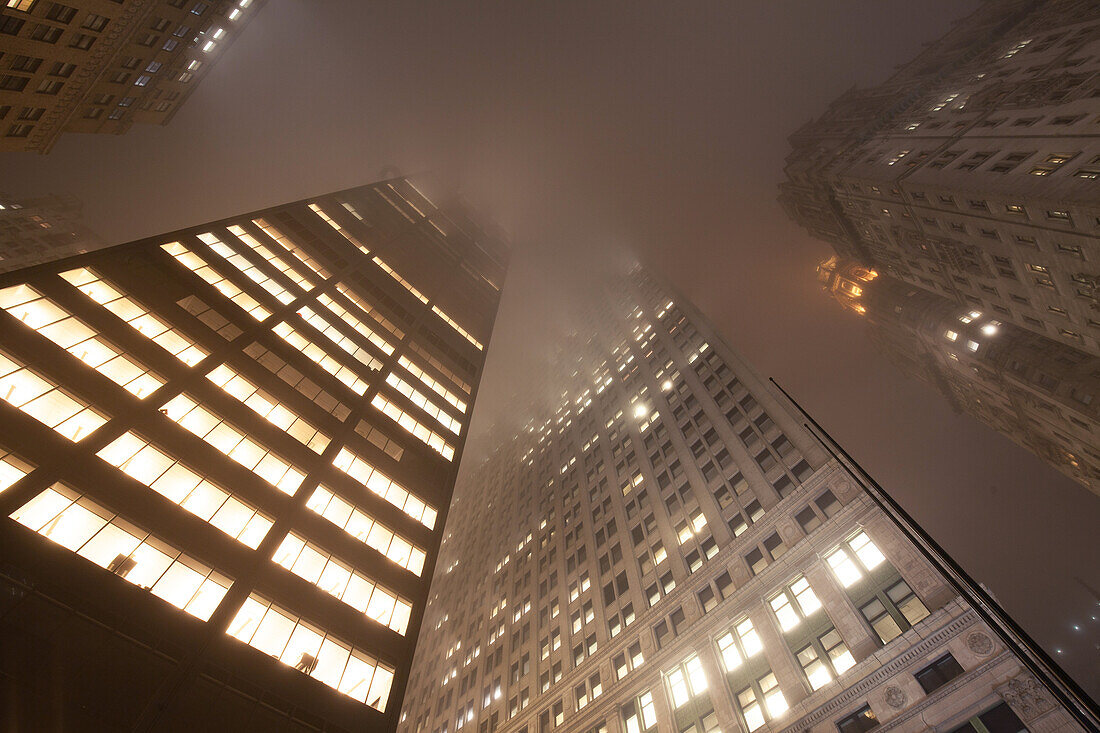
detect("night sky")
[5,0,1098,697]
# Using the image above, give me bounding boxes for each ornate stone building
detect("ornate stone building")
[780,0,1100,358]
[0,0,265,153]
[818,256,1100,496]
[397,264,1087,733]
[0,176,508,729]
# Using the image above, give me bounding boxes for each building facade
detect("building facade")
[779,0,1100,358]
[817,256,1100,496]
[0,191,105,271]
[0,0,264,153]
[0,176,508,730]
[398,264,1085,733]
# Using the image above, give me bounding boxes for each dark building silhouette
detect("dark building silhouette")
[780,0,1100,358]
[397,263,1086,733]
[0,176,508,730]
[0,0,266,153]
[0,191,105,271]
[818,256,1100,496]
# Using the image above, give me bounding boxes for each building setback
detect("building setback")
[0,0,264,153]
[817,256,1100,496]
[0,176,508,730]
[398,263,1086,733]
[779,0,1100,358]
[0,191,105,272]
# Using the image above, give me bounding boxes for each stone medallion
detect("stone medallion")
[966,631,994,656]
[884,685,908,709]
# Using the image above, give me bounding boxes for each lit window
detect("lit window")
[0,350,107,441]
[205,363,330,452]
[665,653,707,708]
[252,218,331,279]
[331,447,437,528]
[272,533,412,634]
[60,267,210,364]
[622,690,657,733]
[225,224,314,291]
[769,575,821,631]
[97,431,273,548]
[826,531,886,587]
[371,392,455,460]
[430,304,484,350]
[12,484,231,621]
[372,255,428,304]
[397,355,467,413]
[0,448,32,493]
[385,372,461,434]
[0,285,165,399]
[161,393,305,495]
[227,593,395,711]
[717,617,762,671]
[306,485,427,575]
[297,305,384,372]
[308,202,368,251]
[270,320,369,395]
[156,245,271,321]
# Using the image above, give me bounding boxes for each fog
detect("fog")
[5,0,1097,696]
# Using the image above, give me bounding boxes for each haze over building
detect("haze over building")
[398,263,1087,733]
[0,0,264,153]
[0,190,105,271]
[818,256,1100,496]
[0,176,508,730]
[779,0,1100,358]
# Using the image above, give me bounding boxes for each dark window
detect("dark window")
[948,702,1027,733]
[915,653,964,694]
[836,705,878,733]
[796,506,821,534]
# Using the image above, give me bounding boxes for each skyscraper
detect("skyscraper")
[0,0,264,153]
[0,191,105,271]
[0,176,508,730]
[779,0,1100,358]
[817,256,1100,496]
[398,263,1089,733]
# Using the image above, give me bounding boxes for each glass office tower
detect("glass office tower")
[0,176,508,730]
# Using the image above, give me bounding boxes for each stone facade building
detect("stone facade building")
[818,256,1100,496]
[0,176,508,730]
[780,0,1100,358]
[0,0,265,153]
[397,264,1086,733]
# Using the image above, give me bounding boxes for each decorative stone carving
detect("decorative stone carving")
[884,685,908,709]
[966,631,993,657]
[996,675,1055,723]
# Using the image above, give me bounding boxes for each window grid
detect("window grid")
[60,267,211,365]
[252,218,331,279]
[0,285,165,399]
[272,532,412,635]
[296,305,384,372]
[97,431,273,549]
[0,350,107,442]
[205,362,330,453]
[305,485,427,575]
[331,446,437,528]
[226,224,314,291]
[198,231,296,305]
[158,244,272,321]
[270,320,370,395]
[371,392,456,461]
[161,393,305,495]
[12,484,232,622]
[227,593,395,711]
